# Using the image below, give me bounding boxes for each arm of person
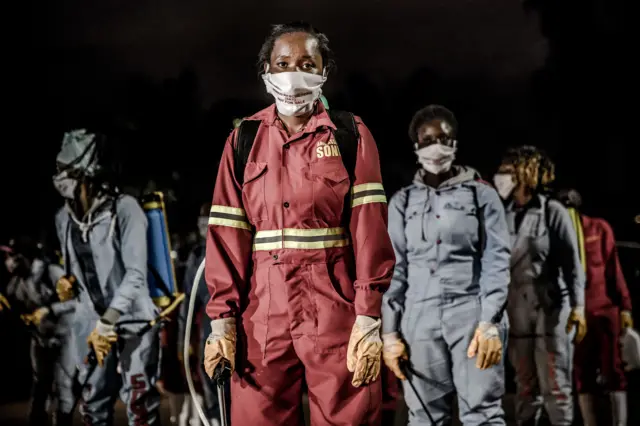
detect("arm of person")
[382,190,410,334]
[50,210,77,317]
[105,195,149,324]
[601,220,632,312]
[205,131,254,321]
[548,200,585,308]
[477,184,512,324]
[349,119,396,318]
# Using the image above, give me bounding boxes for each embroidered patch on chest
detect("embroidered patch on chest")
[316,138,341,159]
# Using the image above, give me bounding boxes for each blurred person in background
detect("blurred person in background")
[1,236,74,426]
[203,21,394,425]
[177,203,222,426]
[557,188,633,426]
[493,146,586,426]
[52,128,161,425]
[382,105,511,425]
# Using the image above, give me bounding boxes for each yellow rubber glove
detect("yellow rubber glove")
[621,311,634,330]
[566,306,587,344]
[87,320,118,367]
[0,293,10,312]
[21,307,50,326]
[56,276,76,302]
[347,315,383,387]
[204,318,236,378]
[467,322,503,369]
[382,332,408,380]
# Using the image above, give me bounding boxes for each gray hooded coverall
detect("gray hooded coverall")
[382,166,511,425]
[55,194,161,425]
[505,194,585,426]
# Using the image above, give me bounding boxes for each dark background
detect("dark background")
[1,0,638,410]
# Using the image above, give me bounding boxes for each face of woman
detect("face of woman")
[267,32,324,75]
[416,119,456,149]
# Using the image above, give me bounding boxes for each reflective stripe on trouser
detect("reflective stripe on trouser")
[253,227,350,251]
[508,299,574,426]
[401,296,505,426]
[231,252,381,425]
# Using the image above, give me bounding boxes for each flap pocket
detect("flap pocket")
[243,162,267,185]
[311,162,349,185]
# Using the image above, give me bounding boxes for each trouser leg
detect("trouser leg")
[536,305,573,426]
[445,297,505,426]
[118,330,162,426]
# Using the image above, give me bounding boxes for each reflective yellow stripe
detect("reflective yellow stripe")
[351,182,387,207]
[568,208,586,272]
[210,205,246,217]
[209,205,251,231]
[252,227,349,251]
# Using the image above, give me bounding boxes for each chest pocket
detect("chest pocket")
[308,160,350,223]
[584,235,604,266]
[442,200,479,247]
[405,201,431,249]
[523,214,550,261]
[242,162,269,223]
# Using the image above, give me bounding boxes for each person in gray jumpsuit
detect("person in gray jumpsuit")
[3,237,75,425]
[382,105,511,426]
[493,146,586,426]
[52,128,161,426]
[177,203,223,426]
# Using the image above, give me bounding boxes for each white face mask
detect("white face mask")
[416,143,457,175]
[262,71,327,117]
[52,170,78,200]
[197,216,209,239]
[493,173,517,200]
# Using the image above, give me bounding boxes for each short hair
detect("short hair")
[408,105,459,145]
[556,188,583,209]
[501,145,556,191]
[257,21,336,75]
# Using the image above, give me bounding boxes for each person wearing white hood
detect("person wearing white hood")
[202,21,395,425]
[52,129,161,425]
[382,105,511,425]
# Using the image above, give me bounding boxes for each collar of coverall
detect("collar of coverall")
[254,101,337,134]
[506,192,544,212]
[413,165,480,189]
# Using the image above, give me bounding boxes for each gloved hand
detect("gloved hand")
[621,311,634,330]
[87,320,118,367]
[467,322,503,369]
[21,307,50,326]
[347,315,383,387]
[204,318,236,379]
[0,293,10,312]
[55,276,76,302]
[566,306,587,344]
[382,332,408,380]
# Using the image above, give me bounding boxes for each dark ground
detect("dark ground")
[2,390,640,426]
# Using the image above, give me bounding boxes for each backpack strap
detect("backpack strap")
[327,110,360,232]
[469,183,486,256]
[233,120,261,186]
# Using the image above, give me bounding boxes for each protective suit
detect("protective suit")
[205,103,394,425]
[383,166,511,425]
[572,213,633,426]
[505,195,585,426]
[53,129,161,425]
[3,242,75,425]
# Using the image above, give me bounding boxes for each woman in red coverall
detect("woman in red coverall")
[202,21,395,426]
[558,189,634,426]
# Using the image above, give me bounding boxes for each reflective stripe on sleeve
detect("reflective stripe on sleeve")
[351,183,387,208]
[209,205,251,231]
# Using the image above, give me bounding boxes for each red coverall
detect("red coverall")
[205,103,395,425]
[574,215,632,392]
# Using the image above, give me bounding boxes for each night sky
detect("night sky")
[4,0,637,243]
